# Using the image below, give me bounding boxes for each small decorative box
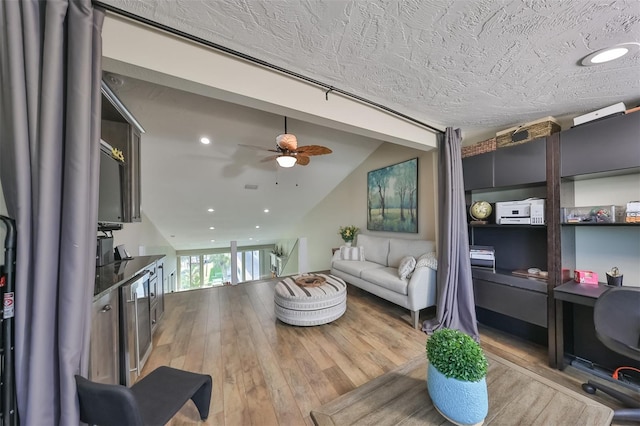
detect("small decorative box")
[496,116,561,148]
[461,137,497,158]
[626,201,640,223]
[561,205,625,224]
[574,270,599,285]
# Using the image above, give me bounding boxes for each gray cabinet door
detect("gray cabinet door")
[494,138,546,186]
[101,120,142,222]
[463,152,494,190]
[90,290,119,385]
[561,112,640,177]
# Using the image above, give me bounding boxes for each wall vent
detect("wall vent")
[244,184,259,190]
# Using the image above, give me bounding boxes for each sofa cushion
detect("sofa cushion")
[332,259,383,278]
[360,267,408,295]
[398,256,416,279]
[388,239,435,268]
[340,245,364,261]
[357,234,390,266]
[416,252,438,270]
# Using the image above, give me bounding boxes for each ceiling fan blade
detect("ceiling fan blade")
[295,145,332,156]
[260,155,281,163]
[296,155,310,166]
[239,143,279,153]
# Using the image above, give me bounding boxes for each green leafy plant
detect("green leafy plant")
[426,328,488,382]
[338,225,359,242]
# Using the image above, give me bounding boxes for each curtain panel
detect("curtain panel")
[422,127,479,341]
[0,0,104,423]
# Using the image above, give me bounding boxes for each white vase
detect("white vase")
[344,241,352,247]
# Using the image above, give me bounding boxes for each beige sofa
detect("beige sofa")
[330,234,437,328]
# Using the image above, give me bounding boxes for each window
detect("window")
[177,246,271,291]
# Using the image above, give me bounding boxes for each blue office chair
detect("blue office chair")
[75,366,212,425]
[581,286,640,422]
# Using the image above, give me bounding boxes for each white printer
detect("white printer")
[496,199,545,225]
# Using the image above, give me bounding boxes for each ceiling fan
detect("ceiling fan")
[239,117,332,167]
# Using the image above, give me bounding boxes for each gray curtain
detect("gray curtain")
[0,1,104,423]
[422,127,479,340]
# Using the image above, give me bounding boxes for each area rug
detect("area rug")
[310,350,613,425]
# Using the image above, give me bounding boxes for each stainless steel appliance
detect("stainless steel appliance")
[120,271,152,386]
[96,236,114,266]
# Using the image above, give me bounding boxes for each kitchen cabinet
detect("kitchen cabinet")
[93,255,166,385]
[89,289,119,385]
[101,120,142,222]
[100,81,144,223]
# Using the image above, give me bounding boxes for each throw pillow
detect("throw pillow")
[340,245,364,261]
[398,256,416,280]
[416,252,438,270]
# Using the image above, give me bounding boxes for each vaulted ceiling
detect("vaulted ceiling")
[98,0,640,250]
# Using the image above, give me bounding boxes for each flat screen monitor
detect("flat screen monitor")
[98,148,124,224]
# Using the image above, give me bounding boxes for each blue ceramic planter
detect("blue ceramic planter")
[427,363,488,425]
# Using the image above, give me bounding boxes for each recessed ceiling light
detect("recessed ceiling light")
[249,237,253,240]
[580,42,640,66]
[207,208,214,212]
[209,226,215,230]
[255,225,260,229]
[264,209,269,213]
[200,137,211,144]
[210,239,215,242]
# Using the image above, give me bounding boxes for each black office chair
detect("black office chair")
[581,286,640,422]
[75,366,212,425]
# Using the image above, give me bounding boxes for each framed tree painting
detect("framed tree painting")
[367,158,418,233]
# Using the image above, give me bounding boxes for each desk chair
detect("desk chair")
[581,286,640,422]
[75,366,212,425]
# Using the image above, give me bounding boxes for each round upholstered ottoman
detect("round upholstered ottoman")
[274,274,347,326]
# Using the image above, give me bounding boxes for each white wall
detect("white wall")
[290,142,438,273]
[112,211,177,279]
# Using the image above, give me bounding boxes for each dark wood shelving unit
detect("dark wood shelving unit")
[464,111,640,370]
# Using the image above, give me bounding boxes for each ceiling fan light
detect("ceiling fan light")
[276,155,297,168]
[276,133,297,150]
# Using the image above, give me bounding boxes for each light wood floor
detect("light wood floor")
[140,278,626,426]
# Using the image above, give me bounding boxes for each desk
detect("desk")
[553,282,632,370]
[554,281,611,307]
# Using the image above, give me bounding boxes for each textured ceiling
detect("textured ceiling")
[99,0,640,252]
[101,0,640,141]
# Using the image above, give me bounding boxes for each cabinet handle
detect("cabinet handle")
[152,319,156,325]
[100,304,112,313]
[150,292,155,297]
